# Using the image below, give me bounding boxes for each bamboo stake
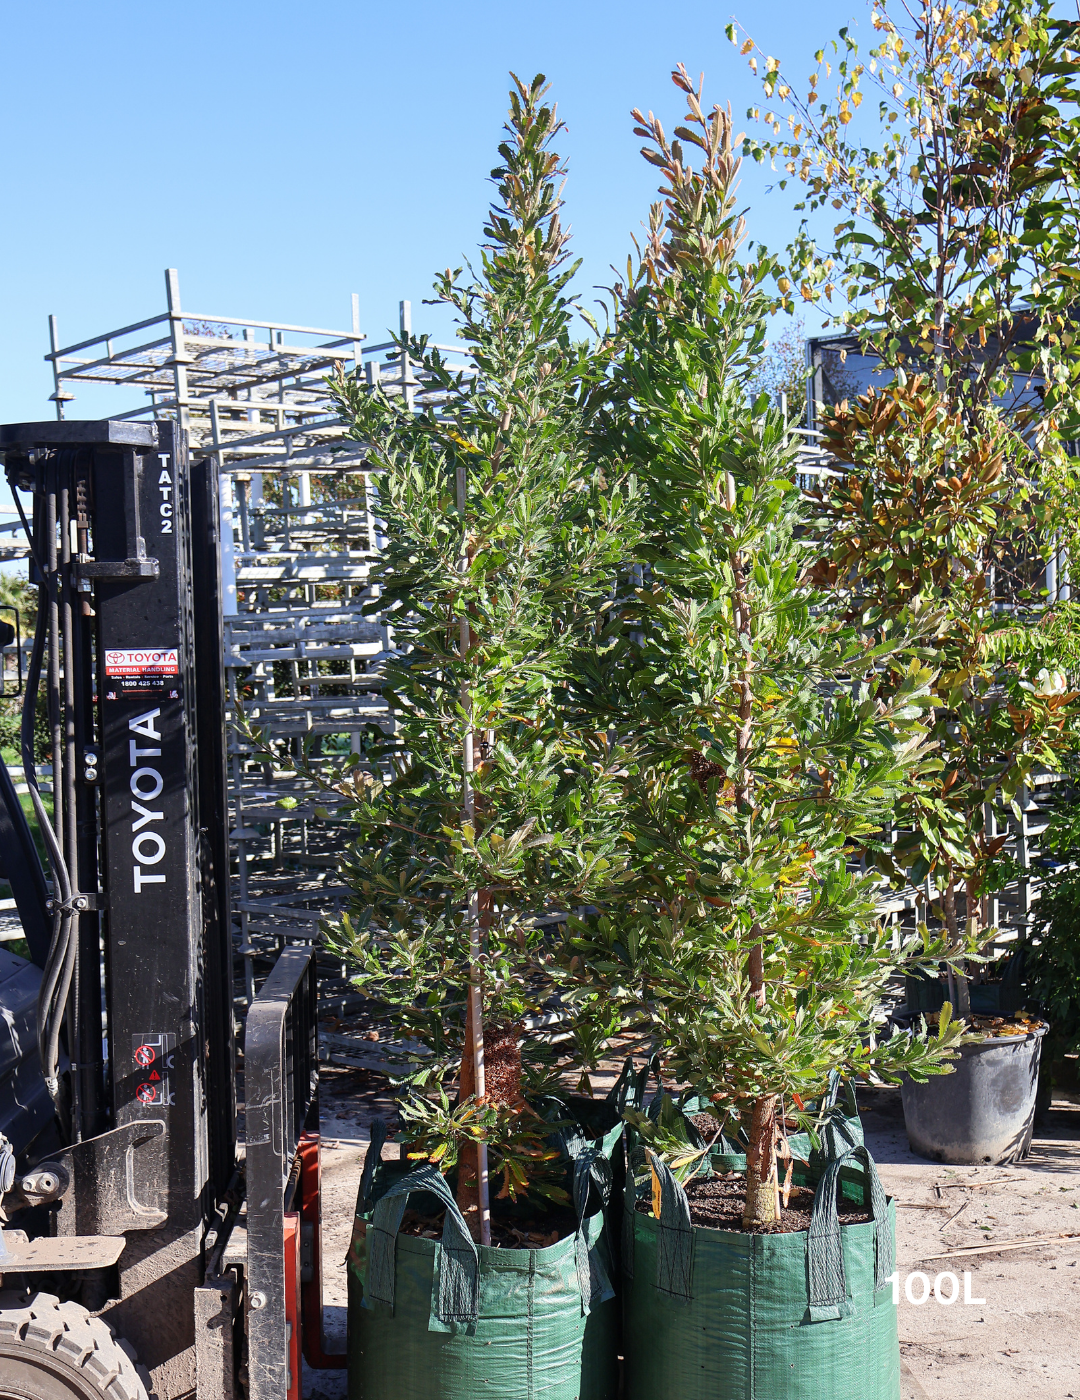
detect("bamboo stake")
[938,1201,968,1232]
[907,1232,1080,1263]
[457,462,491,1246]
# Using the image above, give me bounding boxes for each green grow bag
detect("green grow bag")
[622,1145,899,1400]
[347,1139,619,1399]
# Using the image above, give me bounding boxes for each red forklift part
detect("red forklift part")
[299,1130,348,1369]
[284,1213,302,1400]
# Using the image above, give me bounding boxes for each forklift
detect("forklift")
[0,421,344,1400]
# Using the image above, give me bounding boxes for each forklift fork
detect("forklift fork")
[244,945,346,1400]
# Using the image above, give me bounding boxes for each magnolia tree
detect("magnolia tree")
[563,69,966,1228]
[816,384,1079,1015]
[732,0,1080,416]
[732,0,1080,571]
[724,0,1080,1015]
[325,76,636,1241]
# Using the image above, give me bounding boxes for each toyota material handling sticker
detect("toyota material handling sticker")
[104,648,180,699]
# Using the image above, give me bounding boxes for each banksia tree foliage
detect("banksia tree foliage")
[566,68,965,1227]
[326,76,636,1238]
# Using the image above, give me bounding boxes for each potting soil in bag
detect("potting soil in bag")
[628,1066,863,1175]
[347,1122,619,1399]
[622,1144,900,1400]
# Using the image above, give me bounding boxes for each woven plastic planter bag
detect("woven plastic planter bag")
[347,1128,619,1400]
[622,1145,900,1400]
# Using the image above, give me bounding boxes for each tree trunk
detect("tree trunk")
[942,870,971,1019]
[456,1012,482,1238]
[727,477,776,1227]
[747,934,766,1011]
[743,1094,780,1227]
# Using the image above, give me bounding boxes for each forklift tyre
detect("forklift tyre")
[0,1291,150,1400]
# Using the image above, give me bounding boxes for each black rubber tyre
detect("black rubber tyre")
[0,1291,150,1400]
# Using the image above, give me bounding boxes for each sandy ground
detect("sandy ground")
[302,1066,396,1400]
[861,1085,1080,1400]
[302,1068,1080,1399]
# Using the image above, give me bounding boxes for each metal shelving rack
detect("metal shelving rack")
[45,268,474,996]
[36,286,1072,1004]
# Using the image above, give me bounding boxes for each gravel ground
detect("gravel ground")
[302,1067,1080,1399]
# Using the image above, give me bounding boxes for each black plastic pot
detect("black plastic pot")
[901,1023,1048,1164]
[905,956,1026,1018]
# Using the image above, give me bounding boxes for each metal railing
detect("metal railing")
[243,946,318,1400]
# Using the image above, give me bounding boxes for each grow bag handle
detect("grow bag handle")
[816,1073,861,1159]
[365,1162,480,1328]
[644,1149,695,1304]
[807,1143,894,1321]
[619,1144,691,1293]
[608,1053,664,1116]
[571,1146,616,1316]
[606,1057,639,1112]
[358,1116,389,1211]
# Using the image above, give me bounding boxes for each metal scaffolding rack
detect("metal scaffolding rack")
[44,268,474,996]
[26,275,1071,1013]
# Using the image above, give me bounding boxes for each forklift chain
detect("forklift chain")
[0,1290,150,1400]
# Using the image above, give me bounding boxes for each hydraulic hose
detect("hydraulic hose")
[17,472,76,1114]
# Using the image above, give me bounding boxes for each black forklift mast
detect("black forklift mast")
[0,420,235,1395]
[0,419,341,1400]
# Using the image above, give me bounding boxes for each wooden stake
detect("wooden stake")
[908,1232,1080,1263]
[457,462,490,1247]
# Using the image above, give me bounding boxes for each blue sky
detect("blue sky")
[1,0,870,434]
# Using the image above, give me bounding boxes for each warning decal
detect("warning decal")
[105,649,179,677]
[131,1032,176,1108]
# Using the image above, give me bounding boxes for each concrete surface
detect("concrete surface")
[303,1069,1080,1398]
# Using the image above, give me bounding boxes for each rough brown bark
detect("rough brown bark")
[482,1021,524,1107]
[743,1093,780,1227]
[687,750,726,788]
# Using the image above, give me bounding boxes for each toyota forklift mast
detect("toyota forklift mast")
[0,419,342,1400]
[0,419,235,1397]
